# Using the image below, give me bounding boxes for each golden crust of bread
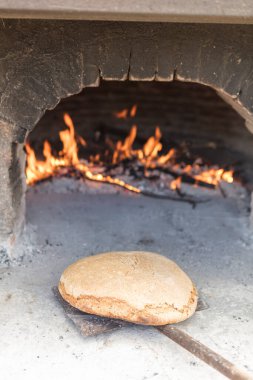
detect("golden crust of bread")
[58,251,198,326]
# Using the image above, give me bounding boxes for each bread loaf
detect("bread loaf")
[59,251,197,326]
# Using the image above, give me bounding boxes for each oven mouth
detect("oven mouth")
[25,80,253,202]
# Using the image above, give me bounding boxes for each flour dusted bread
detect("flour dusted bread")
[58,251,197,326]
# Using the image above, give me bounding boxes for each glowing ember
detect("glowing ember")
[25,107,234,194]
[170,177,182,191]
[194,168,234,186]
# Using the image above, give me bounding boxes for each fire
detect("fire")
[115,105,137,119]
[25,113,141,193]
[170,177,182,191]
[115,109,128,119]
[60,113,79,165]
[194,168,234,186]
[25,108,234,194]
[108,124,233,188]
[26,113,81,185]
[112,125,171,168]
[130,105,137,118]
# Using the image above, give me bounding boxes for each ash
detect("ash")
[0,178,253,379]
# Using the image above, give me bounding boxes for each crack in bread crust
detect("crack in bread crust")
[58,281,197,326]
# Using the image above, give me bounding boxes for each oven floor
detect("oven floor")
[0,180,253,379]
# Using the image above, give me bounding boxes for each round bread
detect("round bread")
[58,251,197,326]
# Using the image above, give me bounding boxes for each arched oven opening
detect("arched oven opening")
[26,80,253,202]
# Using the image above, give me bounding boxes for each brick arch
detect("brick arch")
[0,19,253,260]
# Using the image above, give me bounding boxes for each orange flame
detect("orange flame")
[114,104,137,119]
[25,113,141,193]
[170,177,182,191]
[194,168,233,186]
[111,125,177,172]
[25,108,234,193]
[130,104,137,118]
[115,109,128,119]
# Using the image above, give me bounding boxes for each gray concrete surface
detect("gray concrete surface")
[0,179,252,379]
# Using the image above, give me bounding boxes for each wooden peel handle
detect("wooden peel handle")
[157,325,252,380]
